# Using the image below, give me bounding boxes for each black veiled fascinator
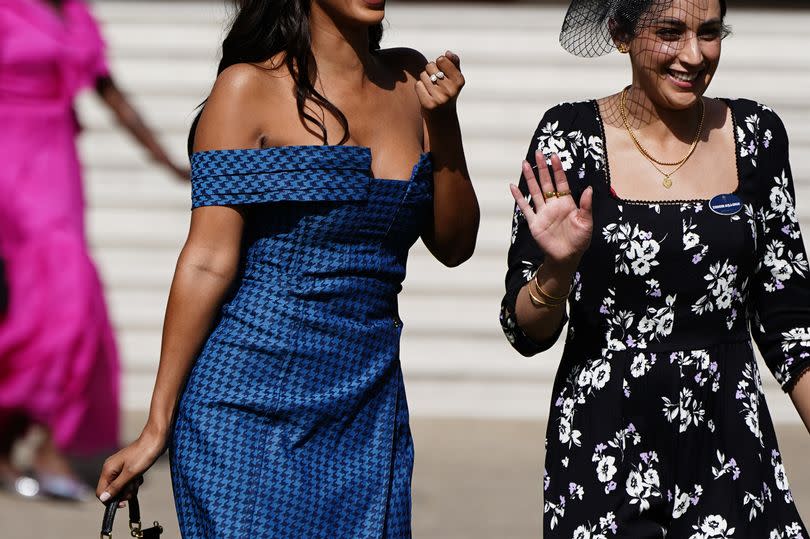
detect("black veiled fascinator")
[559,0,672,57]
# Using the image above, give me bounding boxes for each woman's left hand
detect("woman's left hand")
[416,51,465,115]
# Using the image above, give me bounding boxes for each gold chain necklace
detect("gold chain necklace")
[620,87,705,189]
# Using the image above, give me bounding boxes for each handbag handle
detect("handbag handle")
[100,493,162,538]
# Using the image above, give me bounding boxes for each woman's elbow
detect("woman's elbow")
[436,238,477,267]
[176,245,240,285]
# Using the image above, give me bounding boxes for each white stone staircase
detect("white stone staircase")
[76,1,810,421]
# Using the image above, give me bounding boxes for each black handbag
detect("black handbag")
[100,494,163,539]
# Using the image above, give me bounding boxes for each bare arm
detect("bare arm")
[142,208,243,441]
[415,52,479,267]
[508,154,594,344]
[95,75,189,181]
[96,65,266,503]
[789,371,810,434]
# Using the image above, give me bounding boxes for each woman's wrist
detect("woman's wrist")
[536,258,579,296]
[423,105,460,132]
[142,419,169,442]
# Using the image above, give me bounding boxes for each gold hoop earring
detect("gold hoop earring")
[617,43,630,54]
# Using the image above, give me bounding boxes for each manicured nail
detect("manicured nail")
[100,491,110,502]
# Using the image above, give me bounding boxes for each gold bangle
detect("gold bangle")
[527,284,556,308]
[528,278,567,308]
[533,269,571,302]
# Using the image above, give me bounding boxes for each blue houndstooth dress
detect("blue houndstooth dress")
[169,145,433,538]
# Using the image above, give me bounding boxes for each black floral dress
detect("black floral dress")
[501,99,810,538]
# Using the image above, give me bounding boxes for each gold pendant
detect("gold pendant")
[663,176,673,189]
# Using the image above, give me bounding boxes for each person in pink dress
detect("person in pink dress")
[0,0,187,500]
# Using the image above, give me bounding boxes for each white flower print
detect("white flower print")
[760,239,808,292]
[553,354,613,449]
[737,111,772,168]
[768,522,805,539]
[662,387,705,433]
[570,511,618,538]
[592,423,641,494]
[670,350,721,392]
[510,193,532,245]
[573,271,583,302]
[645,279,662,298]
[572,525,590,539]
[683,217,709,264]
[712,450,741,481]
[596,455,617,483]
[626,451,663,513]
[543,480,585,530]
[692,260,746,330]
[684,231,700,250]
[603,222,662,276]
[591,361,611,390]
[744,482,773,521]
[672,484,703,520]
[771,449,794,503]
[520,260,539,283]
[768,170,800,237]
[698,514,735,538]
[536,120,604,172]
[626,469,644,497]
[601,288,676,351]
[779,328,810,384]
[585,135,605,169]
[630,352,657,378]
[538,120,565,154]
[736,360,765,446]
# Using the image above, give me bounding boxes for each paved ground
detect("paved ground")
[0,416,807,538]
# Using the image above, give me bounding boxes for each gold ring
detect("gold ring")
[543,191,558,200]
[556,190,572,197]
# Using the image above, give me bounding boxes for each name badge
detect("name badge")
[709,194,742,216]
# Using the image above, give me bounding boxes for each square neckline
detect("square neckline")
[591,97,742,206]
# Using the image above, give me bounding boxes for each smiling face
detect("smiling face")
[311,0,386,28]
[623,0,725,110]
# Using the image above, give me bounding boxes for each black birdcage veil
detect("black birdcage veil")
[559,0,674,57]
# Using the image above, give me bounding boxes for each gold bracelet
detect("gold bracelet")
[528,278,567,308]
[533,267,572,302]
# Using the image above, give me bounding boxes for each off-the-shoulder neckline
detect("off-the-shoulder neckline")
[191,144,431,183]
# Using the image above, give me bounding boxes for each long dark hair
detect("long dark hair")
[188,0,384,155]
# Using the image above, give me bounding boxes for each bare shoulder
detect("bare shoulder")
[193,62,292,152]
[376,47,428,79]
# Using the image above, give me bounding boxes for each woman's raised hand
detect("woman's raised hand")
[416,51,465,113]
[510,152,593,267]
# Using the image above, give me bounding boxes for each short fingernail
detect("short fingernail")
[100,491,110,502]
[118,501,127,508]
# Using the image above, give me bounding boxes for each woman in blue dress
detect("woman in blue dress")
[95,0,479,536]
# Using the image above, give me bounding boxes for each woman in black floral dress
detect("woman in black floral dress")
[501,0,810,537]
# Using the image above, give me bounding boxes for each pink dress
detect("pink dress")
[0,0,119,455]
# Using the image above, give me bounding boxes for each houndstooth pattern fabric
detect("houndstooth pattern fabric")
[171,145,433,538]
